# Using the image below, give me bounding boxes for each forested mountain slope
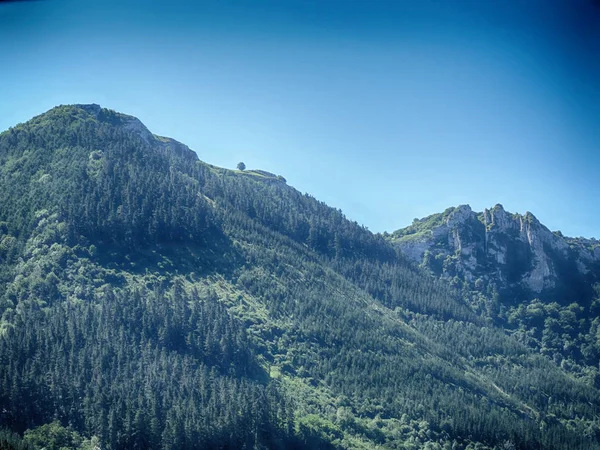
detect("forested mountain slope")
[0,105,598,450]
[389,205,600,387]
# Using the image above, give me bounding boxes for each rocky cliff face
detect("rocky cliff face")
[390,204,600,305]
[75,103,198,161]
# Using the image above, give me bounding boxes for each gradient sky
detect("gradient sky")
[1,0,599,238]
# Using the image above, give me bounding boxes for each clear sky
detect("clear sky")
[1,0,599,238]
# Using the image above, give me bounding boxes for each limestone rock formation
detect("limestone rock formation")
[390,204,600,304]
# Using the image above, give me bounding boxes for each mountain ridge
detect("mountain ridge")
[390,202,600,389]
[389,203,599,301]
[0,104,598,449]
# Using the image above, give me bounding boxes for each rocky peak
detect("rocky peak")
[390,205,600,305]
[483,204,516,231]
[121,115,154,145]
[445,204,473,227]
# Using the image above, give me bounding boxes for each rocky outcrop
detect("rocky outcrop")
[75,104,198,161]
[390,204,600,304]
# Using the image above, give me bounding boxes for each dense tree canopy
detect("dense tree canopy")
[0,105,598,449]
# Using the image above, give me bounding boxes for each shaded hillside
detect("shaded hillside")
[0,105,599,449]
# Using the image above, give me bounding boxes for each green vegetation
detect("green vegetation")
[389,207,456,242]
[0,105,598,449]
[389,200,600,427]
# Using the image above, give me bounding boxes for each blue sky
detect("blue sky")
[1,0,599,237]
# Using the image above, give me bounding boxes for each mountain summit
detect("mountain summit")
[390,204,599,302]
[390,204,600,385]
[0,105,599,449]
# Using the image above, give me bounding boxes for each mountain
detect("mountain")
[389,204,600,303]
[389,205,600,384]
[0,104,599,450]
